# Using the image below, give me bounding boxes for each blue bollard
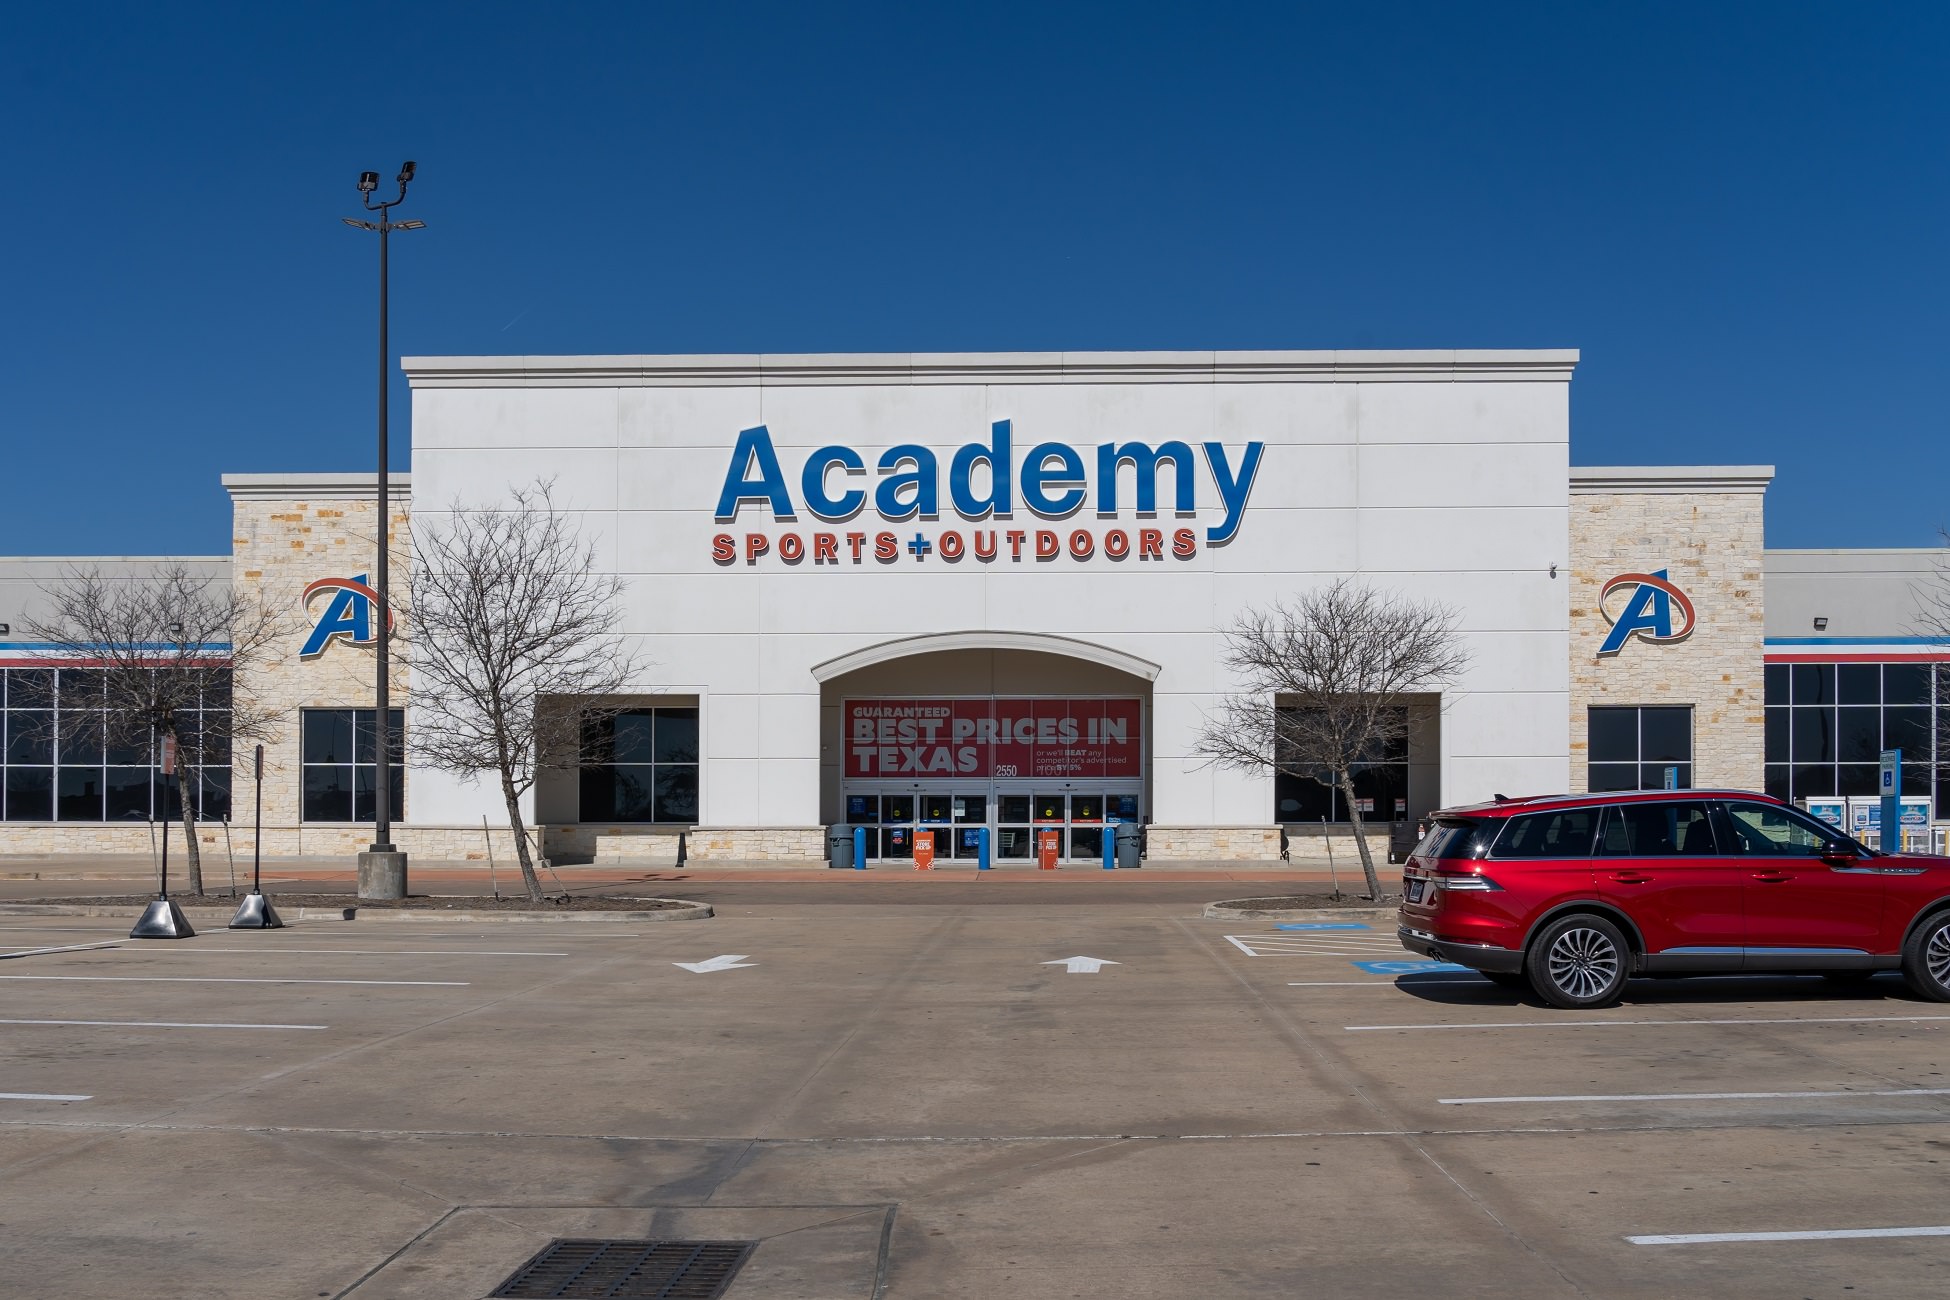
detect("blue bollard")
[853,825,867,870]
[977,826,992,870]
[1103,821,1118,870]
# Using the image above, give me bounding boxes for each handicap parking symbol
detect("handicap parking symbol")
[1352,959,1470,975]
[1274,922,1371,932]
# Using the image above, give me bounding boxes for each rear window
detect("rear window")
[1491,809,1598,858]
[1414,819,1493,861]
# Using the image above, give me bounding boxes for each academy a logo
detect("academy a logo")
[300,574,392,659]
[1597,569,1696,658]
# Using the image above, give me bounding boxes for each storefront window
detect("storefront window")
[1272,707,1409,823]
[300,708,403,822]
[0,667,232,823]
[1764,662,1939,807]
[578,707,698,823]
[1588,705,1692,792]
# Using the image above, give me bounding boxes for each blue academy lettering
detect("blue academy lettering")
[713,423,1264,543]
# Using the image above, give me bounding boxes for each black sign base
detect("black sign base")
[131,899,196,940]
[227,892,285,929]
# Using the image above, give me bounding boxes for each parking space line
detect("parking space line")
[134,948,568,958]
[0,1092,90,1101]
[0,975,469,987]
[1,942,124,960]
[0,1017,328,1030]
[1289,978,1483,987]
[1440,1087,1950,1105]
[1627,1225,1950,1246]
[1348,1014,1950,1032]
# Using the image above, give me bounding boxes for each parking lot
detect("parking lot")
[3,898,1948,1298]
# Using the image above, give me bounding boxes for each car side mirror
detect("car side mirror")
[1820,842,1860,866]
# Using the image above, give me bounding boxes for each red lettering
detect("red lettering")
[846,532,867,562]
[1006,529,1027,560]
[745,534,769,563]
[939,530,964,560]
[1068,529,1093,559]
[1172,527,1197,559]
[1034,530,1059,559]
[1138,528,1164,560]
[1104,529,1129,559]
[813,533,838,563]
[778,533,804,562]
[711,534,736,564]
[874,532,898,562]
[973,530,997,560]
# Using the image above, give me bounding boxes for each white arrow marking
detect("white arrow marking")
[673,954,756,974]
[1043,956,1118,974]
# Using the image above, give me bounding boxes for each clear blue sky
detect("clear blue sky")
[3,2,1944,555]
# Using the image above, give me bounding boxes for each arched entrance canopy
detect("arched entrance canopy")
[810,630,1161,683]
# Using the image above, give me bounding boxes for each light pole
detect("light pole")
[344,161,424,900]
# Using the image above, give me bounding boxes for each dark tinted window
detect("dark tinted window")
[1792,663,1835,705]
[1413,819,1492,860]
[1597,801,1717,857]
[1492,809,1598,859]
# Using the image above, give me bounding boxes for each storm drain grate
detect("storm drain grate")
[489,1238,757,1299]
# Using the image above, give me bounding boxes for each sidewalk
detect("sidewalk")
[0,852,1401,888]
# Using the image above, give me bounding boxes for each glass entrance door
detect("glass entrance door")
[848,782,1142,863]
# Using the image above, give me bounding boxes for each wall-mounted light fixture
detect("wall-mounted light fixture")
[1813,617,1829,631]
[0,623,10,634]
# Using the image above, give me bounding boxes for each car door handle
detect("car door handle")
[1750,872,1792,883]
[1609,873,1653,885]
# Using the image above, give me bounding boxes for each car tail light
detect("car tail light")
[1432,868,1502,892]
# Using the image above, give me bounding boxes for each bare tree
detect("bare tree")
[409,480,641,903]
[1195,578,1471,900]
[1919,534,1950,776]
[27,565,287,896]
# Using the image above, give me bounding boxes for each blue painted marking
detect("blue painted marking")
[1275,922,1372,932]
[1352,960,1470,975]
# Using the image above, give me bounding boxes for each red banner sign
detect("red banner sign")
[844,698,1142,779]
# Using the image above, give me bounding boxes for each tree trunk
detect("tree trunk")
[502,775,544,904]
[173,727,204,896]
[1337,769,1383,900]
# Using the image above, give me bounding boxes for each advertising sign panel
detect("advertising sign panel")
[844,698,1143,779]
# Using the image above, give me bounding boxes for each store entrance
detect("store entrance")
[847,782,1144,864]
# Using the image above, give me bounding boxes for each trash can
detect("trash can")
[1114,821,1141,869]
[827,824,855,870]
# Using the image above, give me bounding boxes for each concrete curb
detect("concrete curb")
[1202,903,1399,922]
[0,899,713,924]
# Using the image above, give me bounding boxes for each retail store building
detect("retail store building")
[1,350,1943,862]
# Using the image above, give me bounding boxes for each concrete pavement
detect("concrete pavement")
[2,902,1943,1297]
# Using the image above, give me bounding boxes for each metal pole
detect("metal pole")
[372,210,393,854]
[253,743,264,894]
[159,768,170,900]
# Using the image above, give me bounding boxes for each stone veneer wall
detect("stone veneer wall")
[1569,476,1769,792]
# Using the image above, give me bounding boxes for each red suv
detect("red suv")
[1397,790,1950,1008]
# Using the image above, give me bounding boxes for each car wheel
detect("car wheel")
[1526,914,1629,1009]
[1480,971,1528,990]
[1900,911,1950,1002]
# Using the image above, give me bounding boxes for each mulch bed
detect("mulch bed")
[1208,894,1396,910]
[25,894,694,911]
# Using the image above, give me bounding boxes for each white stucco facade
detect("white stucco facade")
[400,350,1577,855]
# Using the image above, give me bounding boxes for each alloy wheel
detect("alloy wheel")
[1547,926,1620,1001]
[1927,921,1950,991]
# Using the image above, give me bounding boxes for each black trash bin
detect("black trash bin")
[827,824,855,870]
[1114,821,1141,868]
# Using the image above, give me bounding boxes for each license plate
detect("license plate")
[1405,878,1425,903]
